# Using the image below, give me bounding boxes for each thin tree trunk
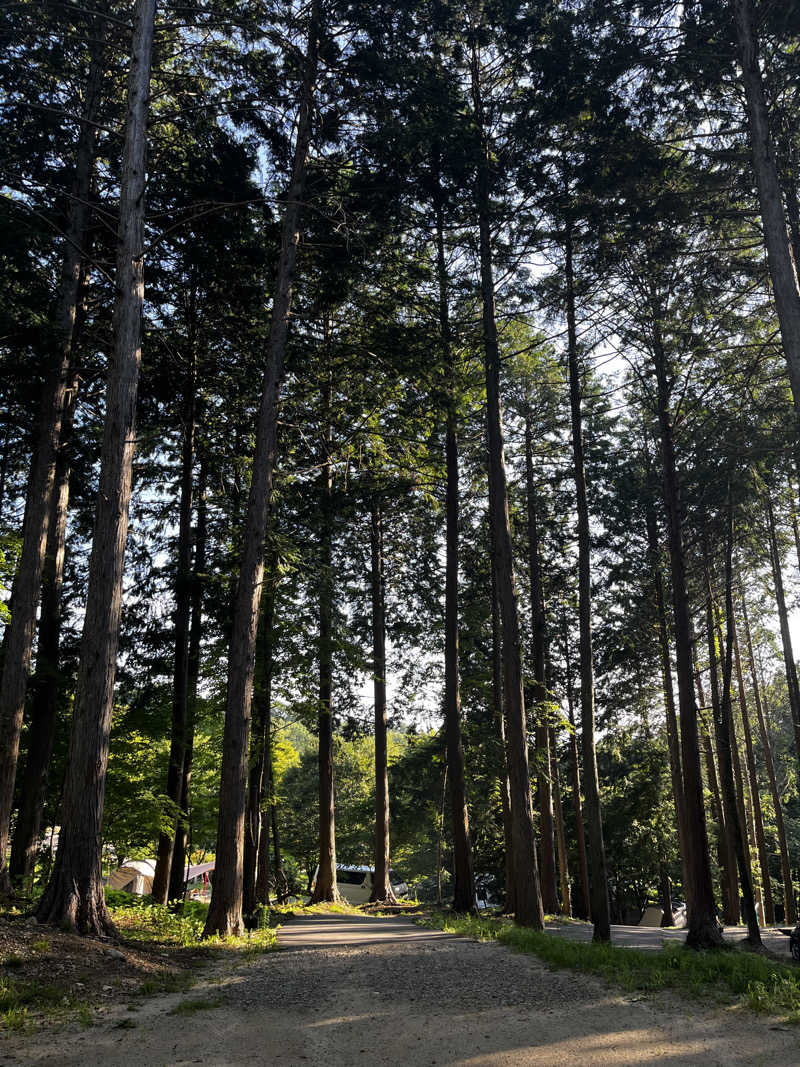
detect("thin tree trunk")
[549,725,572,917]
[524,412,559,915]
[471,40,543,929]
[436,199,476,915]
[168,455,206,906]
[563,615,590,921]
[714,515,760,944]
[8,361,79,888]
[0,29,104,893]
[704,578,741,927]
[243,579,275,917]
[694,640,736,924]
[435,763,447,907]
[310,359,338,904]
[734,0,800,473]
[152,350,197,905]
[203,0,319,937]
[659,863,673,927]
[35,0,156,933]
[644,488,690,906]
[271,791,288,904]
[652,321,721,947]
[740,589,795,924]
[369,496,397,904]
[766,496,800,777]
[490,534,515,916]
[564,217,610,942]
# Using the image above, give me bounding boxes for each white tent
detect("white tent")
[106,859,157,895]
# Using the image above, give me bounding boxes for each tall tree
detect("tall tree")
[35,0,157,932]
[203,0,321,936]
[471,33,543,929]
[0,25,104,894]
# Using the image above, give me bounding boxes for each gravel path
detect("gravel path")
[3,913,799,1066]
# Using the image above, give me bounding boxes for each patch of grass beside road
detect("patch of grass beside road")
[418,911,800,1020]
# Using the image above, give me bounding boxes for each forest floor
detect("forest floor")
[2,910,800,1065]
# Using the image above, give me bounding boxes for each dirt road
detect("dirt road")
[3,913,798,1066]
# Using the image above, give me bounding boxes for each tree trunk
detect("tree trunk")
[271,792,288,904]
[490,534,515,916]
[168,455,206,906]
[766,496,800,778]
[435,199,475,914]
[740,589,796,924]
[651,322,721,948]
[435,763,447,907]
[471,40,543,929]
[644,496,690,907]
[549,725,572,917]
[704,580,741,927]
[714,516,760,945]
[524,413,559,916]
[563,614,590,921]
[35,0,156,933]
[310,360,338,905]
[734,0,800,473]
[152,352,197,905]
[0,28,104,894]
[203,0,319,937]
[693,639,736,924]
[8,362,79,888]
[564,218,610,942]
[659,863,673,927]
[243,579,275,917]
[369,496,397,904]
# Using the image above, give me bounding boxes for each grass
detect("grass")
[105,890,279,955]
[0,973,81,1032]
[418,911,800,1019]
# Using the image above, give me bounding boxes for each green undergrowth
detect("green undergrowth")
[105,890,278,954]
[0,973,87,1033]
[418,911,800,1020]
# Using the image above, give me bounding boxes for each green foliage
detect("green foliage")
[105,890,279,953]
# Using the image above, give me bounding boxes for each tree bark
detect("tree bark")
[644,494,690,906]
[740,589,796,924]
[734,0,800,474]
[0,27,104,894]
[436,198,475,914]
[35,0,156,933]
[310,360,338,905]
[152,349,197,905]
[563,614,590,921]
[714,516,760,945]
[549,725,572,917]
[693,638,736,925]
[766,496,800,779]
[524,412,559,916]
[168,455,206,906]
[243,578,275,917]
[565,217,610,942]
[490,533,515,916]
[704,580,741,927]
[369,496,397,904]
[203,0,319,937]
[471,40,543,929]
[651,321,721,947]
[8,358,79,888]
